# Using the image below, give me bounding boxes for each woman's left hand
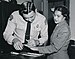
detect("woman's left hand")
[24,44,38,51]
[30,47,38,51]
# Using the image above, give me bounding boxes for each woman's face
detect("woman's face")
[53,10,65,24]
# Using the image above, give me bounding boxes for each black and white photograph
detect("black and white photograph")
[0,0,75,59]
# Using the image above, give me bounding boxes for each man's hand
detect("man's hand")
[12,38,23,50]
[27,39,40,47]
[27,40,36,47]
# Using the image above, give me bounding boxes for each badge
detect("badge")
[35,24,41,31]
[9,15,13,21]
[36,24,39,28]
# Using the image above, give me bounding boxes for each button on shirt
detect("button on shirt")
[3,11,48,45]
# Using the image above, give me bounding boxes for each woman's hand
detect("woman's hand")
[30,47,38,51]
[24,44,38,51]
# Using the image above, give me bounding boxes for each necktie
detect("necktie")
[25,22,31,44]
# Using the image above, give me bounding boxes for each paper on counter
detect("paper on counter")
[21,52,43,57]
[11,52,19,55]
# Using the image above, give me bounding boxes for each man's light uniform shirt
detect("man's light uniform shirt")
[3,11,48,45]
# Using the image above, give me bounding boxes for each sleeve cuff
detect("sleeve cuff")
[7,36,15,45]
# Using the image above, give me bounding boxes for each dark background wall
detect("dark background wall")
[0,0,20,53]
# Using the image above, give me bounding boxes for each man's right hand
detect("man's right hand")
[12,38,23,50]
[27,39,36,47]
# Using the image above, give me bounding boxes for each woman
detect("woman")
[28,5,71,59]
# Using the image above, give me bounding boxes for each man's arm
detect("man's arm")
[38,18,48,45]
[3,14,16,45]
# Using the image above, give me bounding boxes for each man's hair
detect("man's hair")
[19,1,36,14]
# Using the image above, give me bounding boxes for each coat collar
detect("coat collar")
[56,20,68,27]
[53,20,68,33]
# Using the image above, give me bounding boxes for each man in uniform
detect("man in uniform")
[3,1,48,50]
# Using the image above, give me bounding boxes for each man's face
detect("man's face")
[22,11,36,22]
[53,10,65,24]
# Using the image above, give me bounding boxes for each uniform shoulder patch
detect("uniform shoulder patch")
[9,15,13,21]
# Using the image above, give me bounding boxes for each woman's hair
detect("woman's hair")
[54,5,70,25]
[19,1,36,14]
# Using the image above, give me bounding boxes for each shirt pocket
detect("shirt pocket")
[16,24,25,30]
